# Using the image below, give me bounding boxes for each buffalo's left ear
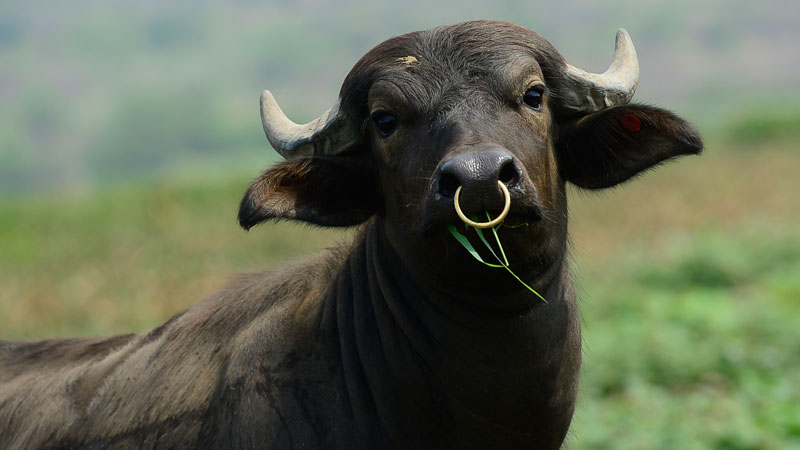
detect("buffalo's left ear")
[238,155,379,229]
[557,104,703,189]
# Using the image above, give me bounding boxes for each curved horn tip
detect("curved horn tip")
[616,28,631,43]
[258,89,298,159]
[260,89,275,104]
[611,27,639,91]
[260,90,280,118]
[257,89,358,159]
[613,28,636,56]
[559,28,640,115]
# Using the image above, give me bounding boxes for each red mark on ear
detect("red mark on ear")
[621,113,641,132]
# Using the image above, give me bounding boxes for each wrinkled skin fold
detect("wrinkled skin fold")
[0,21,701,449]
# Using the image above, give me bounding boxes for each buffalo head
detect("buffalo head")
[238,21,701,304]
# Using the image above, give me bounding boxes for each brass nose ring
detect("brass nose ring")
[453,181,511,229]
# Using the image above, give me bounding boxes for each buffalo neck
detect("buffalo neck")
[321,220,581,449]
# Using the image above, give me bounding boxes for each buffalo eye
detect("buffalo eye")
[523,88,543,111]
[371,111,397,138]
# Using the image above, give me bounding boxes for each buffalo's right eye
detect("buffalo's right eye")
[372,112,397,137]
[523,88,543,111]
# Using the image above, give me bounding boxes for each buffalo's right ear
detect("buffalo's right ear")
[238,156,379,229]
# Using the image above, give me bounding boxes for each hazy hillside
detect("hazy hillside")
[1,0,798,193]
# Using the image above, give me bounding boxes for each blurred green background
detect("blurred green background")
[1,1,798,448]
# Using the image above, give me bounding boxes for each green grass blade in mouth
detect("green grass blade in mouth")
[500,222,530,229]
[446,224,504,268]
[487,211,510,266]
[474,226,506,266]
[448,212,546,303]
[501,264,547,302]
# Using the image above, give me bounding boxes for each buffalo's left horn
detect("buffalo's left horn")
[260,90,359,158]
[560,29,639,115]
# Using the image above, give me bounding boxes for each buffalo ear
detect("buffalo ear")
[557,104,703,189]
[238,156,378,229]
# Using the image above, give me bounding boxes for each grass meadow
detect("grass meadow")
[1,137,798,448]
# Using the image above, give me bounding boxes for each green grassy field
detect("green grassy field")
[1,138,798,448]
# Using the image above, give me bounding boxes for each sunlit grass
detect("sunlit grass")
[572,225,800,449]
[565,139,800,449]
[0,173,349,339]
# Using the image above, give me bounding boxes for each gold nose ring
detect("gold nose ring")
[453,181,511,229]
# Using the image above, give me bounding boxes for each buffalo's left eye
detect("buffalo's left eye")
[372,111,397,137]
[523,88,543,111]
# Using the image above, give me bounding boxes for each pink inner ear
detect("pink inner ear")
[621,113,641,132]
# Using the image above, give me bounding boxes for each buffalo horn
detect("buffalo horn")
[561,29,639,114]
[259,90,358,158]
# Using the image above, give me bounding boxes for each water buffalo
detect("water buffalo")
[0,21,701,449]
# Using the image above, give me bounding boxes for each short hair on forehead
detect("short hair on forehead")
[339,21,567,120]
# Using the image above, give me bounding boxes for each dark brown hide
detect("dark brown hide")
[1,21,701,449]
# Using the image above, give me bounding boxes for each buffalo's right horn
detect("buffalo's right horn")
[259,90,359,158]
[559,29,640,115]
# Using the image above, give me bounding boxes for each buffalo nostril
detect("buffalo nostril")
[437,172,460,198]
[498,161,520,185]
